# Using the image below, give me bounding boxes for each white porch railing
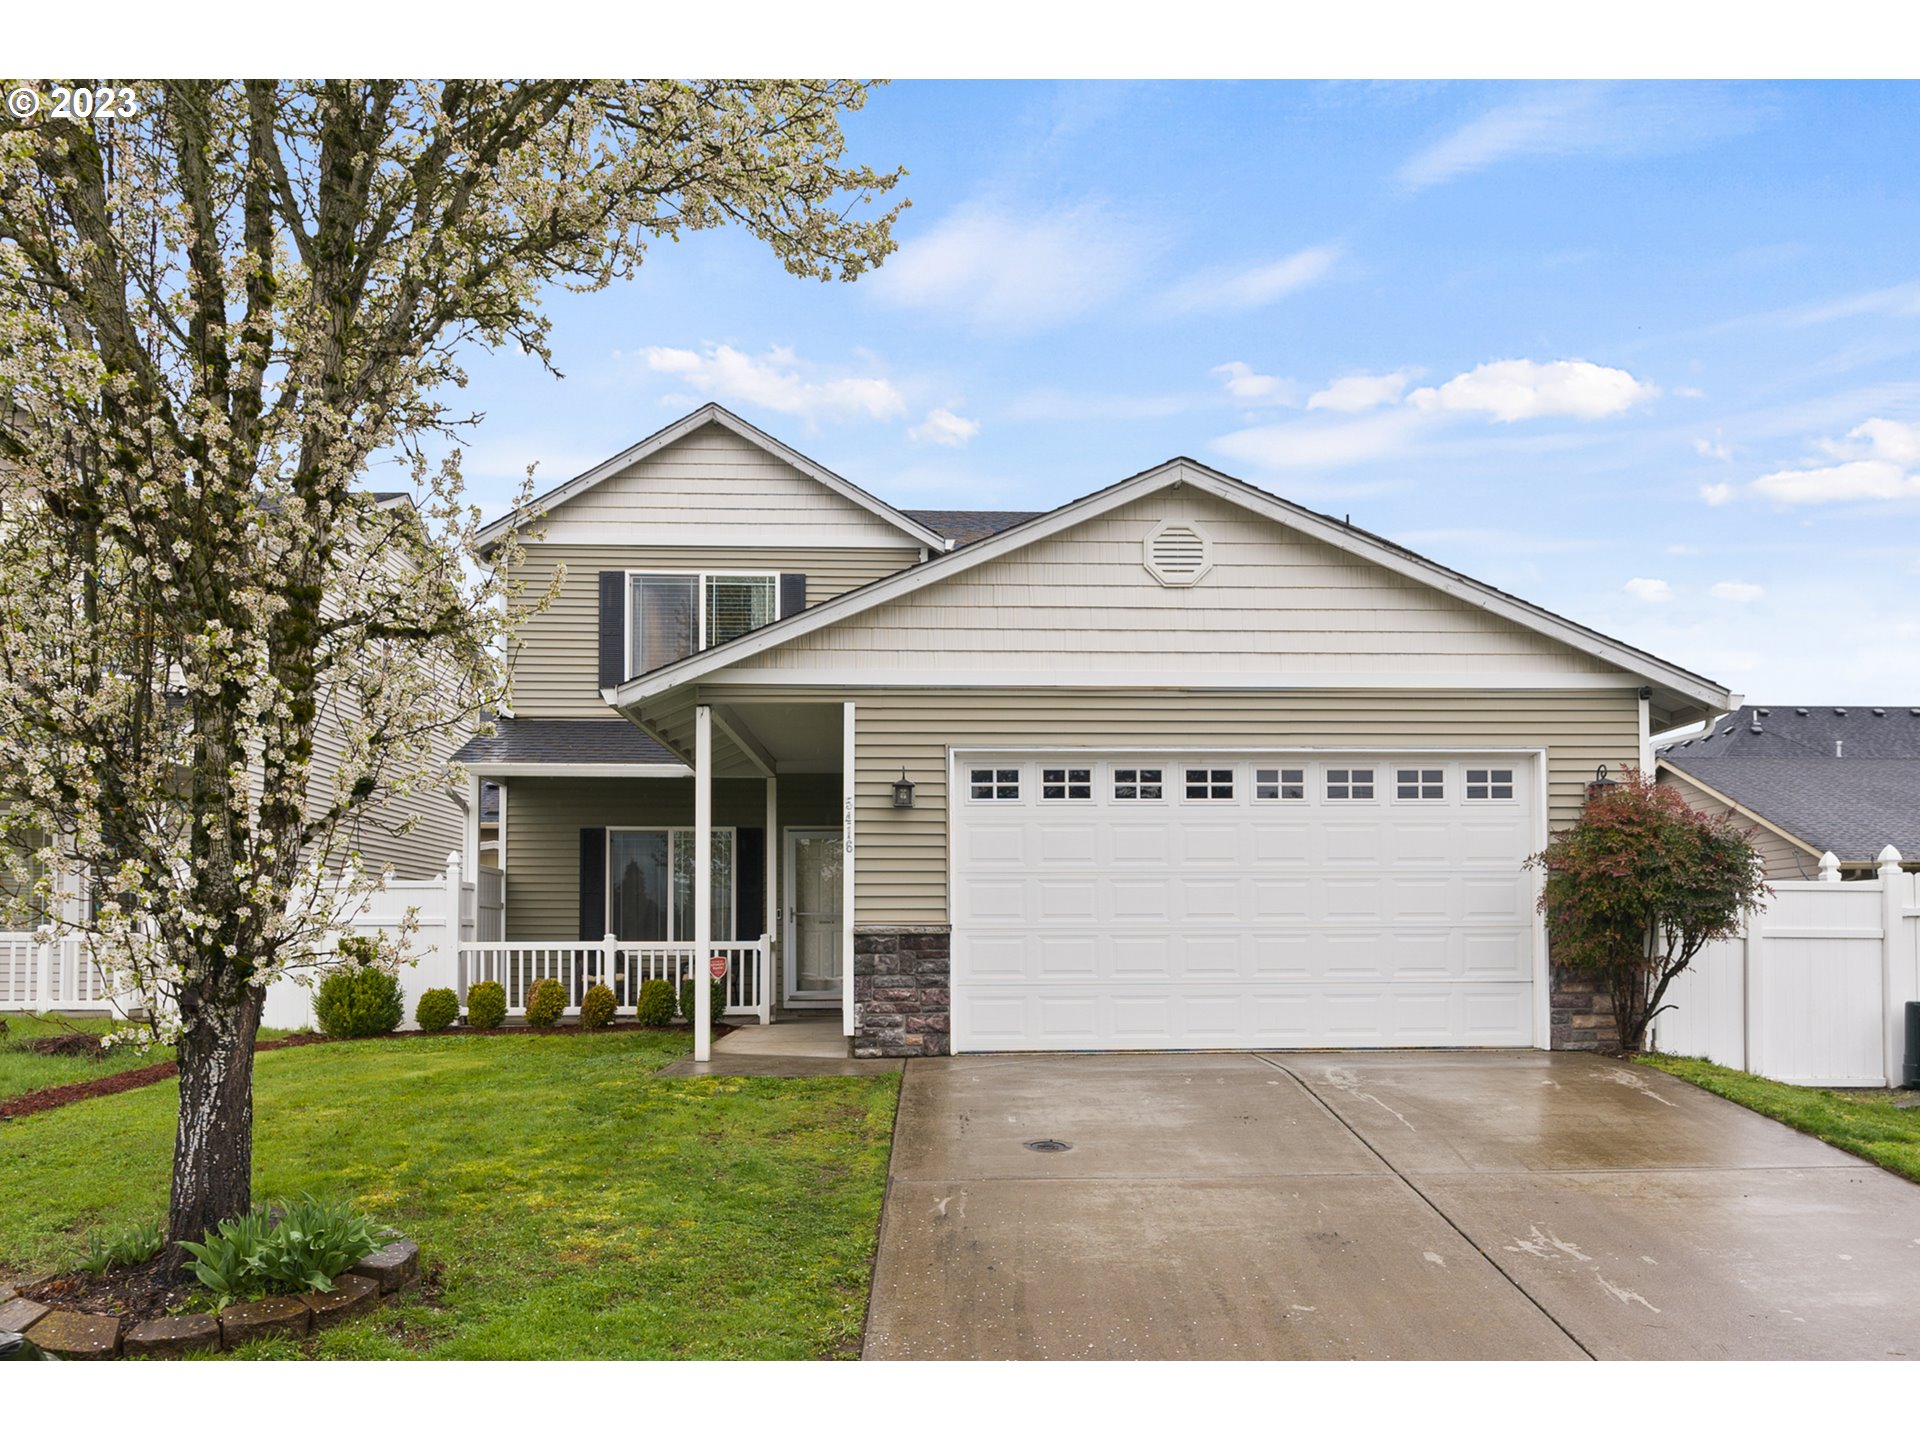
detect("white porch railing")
[0,934,121,1012]
[457,935,772,1024]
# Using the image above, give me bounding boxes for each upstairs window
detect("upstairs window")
[1465,767,1515,801]
[629,572,776,676]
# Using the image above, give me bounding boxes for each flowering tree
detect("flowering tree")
[0,79,903,1254]
[1529,769,1767,1052]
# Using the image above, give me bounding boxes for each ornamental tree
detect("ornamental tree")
[1528,769,1766,1052]
[0,79,903,1257]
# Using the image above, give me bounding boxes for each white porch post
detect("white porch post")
[694,704,713,1062]
[464,771,482,881]
[764,775,778,1024]
[842,700,857,1038]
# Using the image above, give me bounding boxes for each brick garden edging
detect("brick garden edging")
[0,1237,418,1360]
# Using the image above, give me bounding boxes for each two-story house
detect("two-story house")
[453,402,1735,1060]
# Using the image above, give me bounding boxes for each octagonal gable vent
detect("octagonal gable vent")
[1144,521,1212,587]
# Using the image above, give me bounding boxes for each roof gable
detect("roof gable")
[477,404,946,554]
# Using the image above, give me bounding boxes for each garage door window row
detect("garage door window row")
[967,761,1520,806]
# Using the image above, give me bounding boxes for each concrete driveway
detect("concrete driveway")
[862,1051,1920,1360]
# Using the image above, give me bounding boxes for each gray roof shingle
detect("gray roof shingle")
[903,509,1045,547]
[1658,703,1920,861]
[453,717,682,768]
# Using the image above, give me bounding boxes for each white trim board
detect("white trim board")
[477,403,947,554]
[460,763,692,779]
[610,457,1732,723]
[706,669,1651,691]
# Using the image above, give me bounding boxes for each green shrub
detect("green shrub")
[414,987,458,1032]
[313,962,404,1039]
[678,976,729,1027]
[78,1217,163,1274]
[179,1195,383,1308]
[525,977,566,1027]
[465,980,507,1030]
[579,983,616,1029]
[335,933,384,966]
[635,978,676,1027]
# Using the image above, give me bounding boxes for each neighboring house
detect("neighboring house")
[1657,704,1920,880]
[457,402,1733,1056]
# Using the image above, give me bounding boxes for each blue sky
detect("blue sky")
[437,81,1920,708]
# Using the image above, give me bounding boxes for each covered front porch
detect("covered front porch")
[455,702,855,1056]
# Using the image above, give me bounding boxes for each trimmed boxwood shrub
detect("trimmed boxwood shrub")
[678,976,729,1028]
[414,987,458,1032]
[579,983,616,1029]
[525,977,566,1028]
[465,980,507,1030]
[635,978,676,1027]
[314,959,403,1039]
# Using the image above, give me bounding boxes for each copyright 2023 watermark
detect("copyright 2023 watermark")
[7,85,142,120]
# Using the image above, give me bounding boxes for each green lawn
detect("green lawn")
[0,1012,295,1102]
[1639,1053,1920,1184]
[0,1029,900,1358]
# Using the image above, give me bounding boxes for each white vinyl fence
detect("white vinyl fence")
[1653,847,1920,1087]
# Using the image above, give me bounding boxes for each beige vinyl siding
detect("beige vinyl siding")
[540,422,919,548]
[725,487,1620,681]
[1659,767,1823,881]
[696,684,1642,925]
[502,773,839,940]
[501,543,919,718]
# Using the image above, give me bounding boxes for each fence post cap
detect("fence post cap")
[1877,843,1903,867]
[1818,851,1842,880]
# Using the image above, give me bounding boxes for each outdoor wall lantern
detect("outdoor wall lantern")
[1585,764,1619,804]
[891,768,916,809]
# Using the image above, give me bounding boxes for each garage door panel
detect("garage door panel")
[950,751,1538,1052]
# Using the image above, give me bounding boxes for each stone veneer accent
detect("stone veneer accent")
[852,925,951,1058]
[1549,965,1619,1050]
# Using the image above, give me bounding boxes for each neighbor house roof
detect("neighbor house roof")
[474,403,948,555]
[903,509,1046,547]
[1658,704,1920,861]
[453,718,687,774]
[609,456,1736,729]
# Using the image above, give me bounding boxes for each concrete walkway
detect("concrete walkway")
[863,1050,1920,1360]
[657,1016,902,1078]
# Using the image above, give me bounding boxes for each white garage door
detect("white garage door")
[951,752,1540,1052]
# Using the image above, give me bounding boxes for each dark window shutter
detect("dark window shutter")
[579,828,607,941]
[778,573,807,619]
[597,571,625,688]
[736,828,765,941]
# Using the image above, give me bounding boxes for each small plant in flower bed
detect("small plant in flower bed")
[415,986,459,1032]
[635,978,676,1027]
[678,976,729,1028]
[525,977,567,1027]
[579,982,616,1029]
[179,1195,384,1308]
[465,979,507,1029]
[314,935,405,1038]
[78,1216,164,1274]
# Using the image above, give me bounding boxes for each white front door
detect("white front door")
[783,828,843,1006]
[951,751,1541,1052]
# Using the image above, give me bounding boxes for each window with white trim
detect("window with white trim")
[1396,768,1444,801]
[1112,767,1163,801]
[969,767,1020,801]
[1255,767,1305,801]
[1041,767,1092,801]
[1325,767,1374,801]
[1185,767,1234,801]
[1465,767,1515,801]
[609,827,736,942]
[629,571,776,676]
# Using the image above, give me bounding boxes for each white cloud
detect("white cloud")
[1309,370,1415,413]
[1214,409,1426,471]
[1397,83,1757,192]
[1624,577,1673,603]
[907,407,980,448]
[1408,359,1657,423]
[870,203,1153,331]
[1748,417,1920,505]
[1693,436,1732,461]
[1709,581,1765,603]
[640,344,904,421]
[1211,361,1297,406]
[1162,245,1340,314]
[1700,482,1734,506]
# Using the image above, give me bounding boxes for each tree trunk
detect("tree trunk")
[165,984,265,1258]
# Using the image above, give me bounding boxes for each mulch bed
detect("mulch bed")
[17,1251,201,1325]
[0,1019,735,1122]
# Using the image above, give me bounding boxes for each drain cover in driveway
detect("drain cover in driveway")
[1023,1138,1072,1153]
